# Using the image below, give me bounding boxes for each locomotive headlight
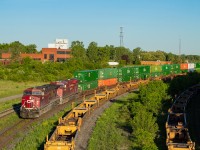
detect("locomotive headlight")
[29,96,32,100]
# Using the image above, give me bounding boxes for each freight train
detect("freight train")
[20,63,200,118]
[166,84,200,150]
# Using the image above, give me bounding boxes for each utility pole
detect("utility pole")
[179,38,181,56]
[120,27,124,47]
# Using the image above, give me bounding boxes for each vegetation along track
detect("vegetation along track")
[0,105,20,119]
[0,96,83,149]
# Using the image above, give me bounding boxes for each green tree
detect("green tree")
[131,109,158,150]
[70,41,86,60]
[133,47,142,64]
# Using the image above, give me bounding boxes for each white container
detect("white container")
[188,63,195,72]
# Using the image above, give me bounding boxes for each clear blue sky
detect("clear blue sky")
[0,0,200,55]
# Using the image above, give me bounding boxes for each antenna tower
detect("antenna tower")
[179,38,181,56]
[120,27,124,47]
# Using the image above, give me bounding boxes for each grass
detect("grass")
[0,80,47,98]
[0,98,21,112]
[87,93,137,150]
[0,113,20,131]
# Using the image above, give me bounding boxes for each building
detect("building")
[1,39,71,63]
[140,61,171,65]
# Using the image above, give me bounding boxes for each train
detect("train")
[20,62,200,118]
[166,84,200,150]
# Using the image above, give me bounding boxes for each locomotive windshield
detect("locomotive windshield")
[23,90,43,95]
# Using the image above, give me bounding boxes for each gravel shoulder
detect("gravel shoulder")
[75,93,127,150]
[0,94,22,103]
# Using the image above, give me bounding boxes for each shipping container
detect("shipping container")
[140,73,150,80]
[139,65,150,74]
[118,74,133,82]
[151,72,162,78]
[74,70,98,83]
[98,78,118,87]
[150,65,162,73]
[180,63,188,70]
[78,80,98,91]
[188,63,195,72]
[195,63,200,69]
[171,64,180,71]
[98,68,118,79]
[162,64,171,72]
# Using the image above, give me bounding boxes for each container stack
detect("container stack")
[139,65,150,80]
[118,67,134,82]
[188,63,195,72]
[150,65,162,78]
[162,64,171,76]
[170,64,181,75]
[74,70,98,91]
[180,63,188,73]
[98,68,118,87]
[195,63,200,72]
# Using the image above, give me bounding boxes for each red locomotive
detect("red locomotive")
[20,79,78,118]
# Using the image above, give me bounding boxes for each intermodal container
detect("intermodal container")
[162,64,171,72]
[98,68,118,79]
[180,63,188,70]
[140,73,150,80]
[150,65,162,73]
[74,70,98,83]
[188,63,195,72]
[118,74,133,82]
[195,63,200,68]
[78,80,98,91]
[151,72,162,78]
[139,66,150,74]
[171,64,180,71]
[98,78,118,87]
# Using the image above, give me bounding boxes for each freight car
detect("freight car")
[166,84,200,150]
[20,79,78,118]
[20,62,199,119]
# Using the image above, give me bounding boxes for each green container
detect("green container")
[140,73,150,80]
[74,70,98,83]
[118,75,133,82]
[171,64,180,71]
[98,68,118,79]
[150,65,162,73]
[195,63,200,69]
[139,66,150,74]
[182,69,188,73]
[162,64,171,72]
[151,72,162,78]
[132,66,140,74]
[78,80,98,91]
[118,67,134,76]
[118,66,140,82]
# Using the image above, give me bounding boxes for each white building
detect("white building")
[48,39,69,49]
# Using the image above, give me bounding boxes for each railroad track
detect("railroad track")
[0,105,21,119]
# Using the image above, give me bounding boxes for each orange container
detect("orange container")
[180,63,188,70]
[98,78,118,87]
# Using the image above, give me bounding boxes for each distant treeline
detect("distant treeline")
[0,41,200,82]
[1,41,200,64]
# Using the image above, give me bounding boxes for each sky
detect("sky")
[0,0,200,55]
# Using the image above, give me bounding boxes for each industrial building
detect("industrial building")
[1,39,71,64]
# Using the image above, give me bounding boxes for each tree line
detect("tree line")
[1,41,200,65]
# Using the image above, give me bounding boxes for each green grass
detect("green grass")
[0,113,20,131]
[88,93,137,150]
[0,80,47,98]
[0,98,20,112]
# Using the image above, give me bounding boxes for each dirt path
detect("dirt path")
[0,94,22,103]
[74,93,127,150]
